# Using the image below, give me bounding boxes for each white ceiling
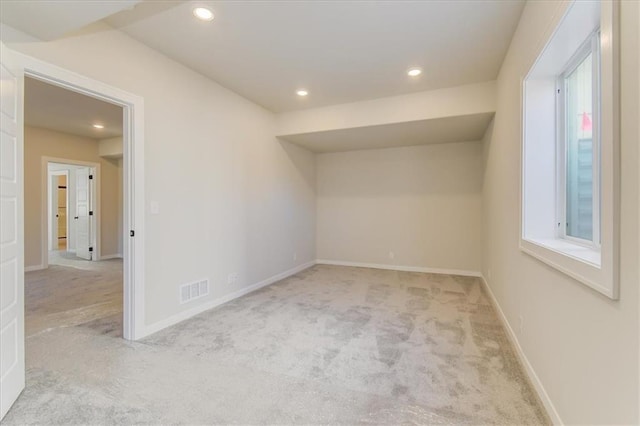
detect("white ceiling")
[25,77,123,139]
[0,0,140,40]
[106,0,525,112]
[279,112,494,153]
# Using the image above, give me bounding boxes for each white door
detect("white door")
[75,167,91,260]
[0,43,25,419]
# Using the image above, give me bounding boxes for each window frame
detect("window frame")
[555,31,601,249]
[519,0,619,300]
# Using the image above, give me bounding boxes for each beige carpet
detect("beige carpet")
[26,254,122,337]
[5,265,549,425]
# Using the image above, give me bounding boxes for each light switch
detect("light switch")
[150,201,160,215]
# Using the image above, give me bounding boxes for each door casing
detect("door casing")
[48,169,69,252]
[17,50,146,341]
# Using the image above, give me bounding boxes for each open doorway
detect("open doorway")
[1,47,145,415]
[47,161,99,265]
[49,169,69,252]
[24,76,125,337]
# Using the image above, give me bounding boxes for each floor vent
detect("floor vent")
[180,279,209,304]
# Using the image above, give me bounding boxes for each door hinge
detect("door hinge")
[89,247,94,252]
[89,211,94,216]
[89,174,94,180]
[130,230,135,237]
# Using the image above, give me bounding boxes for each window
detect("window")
[521,0,619,299]
[558,33,600,245]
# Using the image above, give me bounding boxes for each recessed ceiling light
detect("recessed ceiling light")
[193,7,214,21]
[92,124,104,129]
[407,67,423,77]
[296,89,309,97]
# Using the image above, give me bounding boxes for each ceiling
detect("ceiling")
[106,0,525,112]
[0,0,140,40]
[279,112,494,153]
[25,77,123,139]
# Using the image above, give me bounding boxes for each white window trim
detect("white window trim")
[520,0,620,300]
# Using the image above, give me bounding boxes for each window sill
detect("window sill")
[526,238,600,266]
[519,237,614,299]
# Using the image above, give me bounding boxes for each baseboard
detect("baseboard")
[315,259,482,277]
[24,264,46,272]
[100,253,123,260]
[479,275,563,425]
[140,260,316,339]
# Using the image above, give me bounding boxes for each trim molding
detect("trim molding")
[479,275,563,425]
[139,260,316,339]
[24,264,45,272]
[316,259,482,277]
[100,253,123,260]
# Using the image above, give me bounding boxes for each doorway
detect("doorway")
[46,161,99,265]
[19,57,145,341]
[0,45,145,418]
[49,169,69,252]
[23,76,124,338]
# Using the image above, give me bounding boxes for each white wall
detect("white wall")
[317,141,482,273]
[4,22,316,327]
[482,1,639,424]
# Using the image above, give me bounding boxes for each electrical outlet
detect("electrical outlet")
[293,252,297,261]
[227,273,238,285]
[389,251,395,260]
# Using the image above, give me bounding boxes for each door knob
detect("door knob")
[74,216,79,220]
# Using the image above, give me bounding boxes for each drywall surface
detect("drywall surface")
[277,81,496,137]
[24,126,122,267]
[481,1,639,424]
[99,136,123,158]
[4,22,316,326]
[317,142,482,273]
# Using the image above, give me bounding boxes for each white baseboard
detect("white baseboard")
[100,253,123,260]
[139,260,316,339]
[479,275,563,425]
[25,264,46,272]
[315,259,482,277]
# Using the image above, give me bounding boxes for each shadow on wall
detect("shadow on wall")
[278,139,316,191]
[316,140,484,197]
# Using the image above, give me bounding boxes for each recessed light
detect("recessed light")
[296,89,309,97]
[92,124,104,129]
[193,7,214,21]
[407,67,423,77]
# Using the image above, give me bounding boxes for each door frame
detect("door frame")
[47,168,70,252]
[17,51,146,341]
[43,160,99,263]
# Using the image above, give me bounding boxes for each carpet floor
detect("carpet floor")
[5,264,549,425]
